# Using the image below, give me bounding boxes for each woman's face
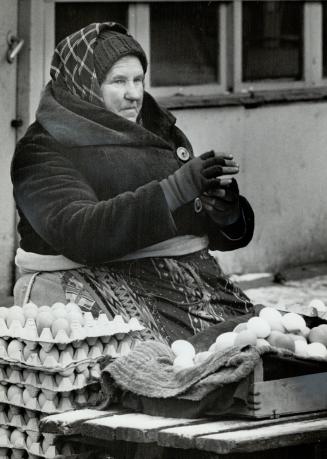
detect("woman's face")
[100,55,144,122]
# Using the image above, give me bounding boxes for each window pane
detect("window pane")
[150,2,219,87]
[323,3,327,77]
[242,1,303,82]
[55,2,128,45]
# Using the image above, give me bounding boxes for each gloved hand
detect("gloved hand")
[160,151,239,211]
[201,178,241,227]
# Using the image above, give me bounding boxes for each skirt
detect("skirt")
[14,249,253,345]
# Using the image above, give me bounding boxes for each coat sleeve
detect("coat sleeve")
[207,196,255,251]
[11,126,177,264]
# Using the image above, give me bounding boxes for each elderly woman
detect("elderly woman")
[11,22,254,344]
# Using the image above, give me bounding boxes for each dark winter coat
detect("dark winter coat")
[11,83,254,265]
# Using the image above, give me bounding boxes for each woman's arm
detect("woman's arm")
[11,125,177,264]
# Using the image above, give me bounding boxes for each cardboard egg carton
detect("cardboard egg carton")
[0,383,100,415]
[0,363,101,392]
[0,406,40,433]
[0,426,64,458]
[0,426,93,459]
[0,311,143,348]
[0,334,135,372]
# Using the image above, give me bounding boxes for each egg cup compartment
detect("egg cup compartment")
[0,383,101,414]
[0,312,143,348]
[0,407,40,433]
[0,363,100,393]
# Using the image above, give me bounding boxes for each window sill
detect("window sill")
[157,86,327,110]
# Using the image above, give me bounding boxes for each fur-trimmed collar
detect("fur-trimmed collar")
[36,81,176,148]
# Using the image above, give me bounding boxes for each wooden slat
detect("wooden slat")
[157,412,327,450]
[250,372,327,418]
[79,412,207,443]
[40,408,125,435]
[195,418,327,454]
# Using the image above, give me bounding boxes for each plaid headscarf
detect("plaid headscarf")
[50,22,128,106]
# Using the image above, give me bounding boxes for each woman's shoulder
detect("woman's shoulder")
[16,121,55,149]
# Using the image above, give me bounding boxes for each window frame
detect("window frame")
[26,0,327,118]
[232,1,324,92]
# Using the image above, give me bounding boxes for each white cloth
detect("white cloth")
[16,235,209,273]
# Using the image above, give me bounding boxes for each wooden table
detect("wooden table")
[40,407,327,459]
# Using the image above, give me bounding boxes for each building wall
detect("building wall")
[0,1,18,296]
[173,101,327,274]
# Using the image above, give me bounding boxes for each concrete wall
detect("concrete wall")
[0,1,18,296]
[173,101,327,274]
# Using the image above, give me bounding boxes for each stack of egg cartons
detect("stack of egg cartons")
[0,302,143,459]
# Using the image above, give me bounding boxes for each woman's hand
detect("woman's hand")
[160,151,239,211]
[201,178,241,227]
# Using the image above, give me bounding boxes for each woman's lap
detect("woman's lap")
[13,250,253,344]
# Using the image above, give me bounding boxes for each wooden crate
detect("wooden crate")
[228,354,327,419]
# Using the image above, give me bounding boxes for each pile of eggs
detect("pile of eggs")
[0,301,143,459]
[171,305,327,371]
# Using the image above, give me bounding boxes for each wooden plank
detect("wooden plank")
[40,408,125,435]
[195,418,327,454]
[249,372,327,418]
[156,412,327,450]
[79,412,207,444]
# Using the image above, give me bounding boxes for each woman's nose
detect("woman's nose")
[125,82,141,100]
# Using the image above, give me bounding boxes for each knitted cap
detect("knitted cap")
[94,25,148,85]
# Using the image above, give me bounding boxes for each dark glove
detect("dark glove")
[160,151,239,211]
[201,178,241,227]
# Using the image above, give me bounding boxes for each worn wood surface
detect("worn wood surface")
[41,407,327,456]
[249,372,327,418]
[195,418,327,454]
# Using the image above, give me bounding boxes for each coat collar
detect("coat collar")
[36,82,176,149]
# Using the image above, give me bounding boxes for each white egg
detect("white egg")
[23,305,38,320]
[308,298,327,312]
[307,342,327,358]
[246,317,271,338]
[52,307,68,320]
[0,307,8,320]
[6,307,25,327]
[39,346,59,364]
[171,340,195,358]
[36,311,54,334]
[256,338,271,350]
[215,332,237,351]
[7,385,23,402]
[194,351,212,364]
[259,307,282,321]
[7,339,23,358]
[281,313,307,333]
[51,302,66,310]
[173,355,194,370]
[294,340,309,357]
[66,302,82,314]
[67,311,84,325]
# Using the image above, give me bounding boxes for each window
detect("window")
[38,1,326,101]
[242,2,303,82]
[55,2,128,44]
[150,3,219,87]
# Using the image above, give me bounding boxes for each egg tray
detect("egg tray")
[0,453,92,459]
[0,335,135,373]
[0,363,101,393]
[0,437,92,459]
[0,313,143,348]
[0,383,101,415]
[0,407,41,433]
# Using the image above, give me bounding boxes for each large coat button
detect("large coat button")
[194,197,203,213]
[176,146,190,162]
